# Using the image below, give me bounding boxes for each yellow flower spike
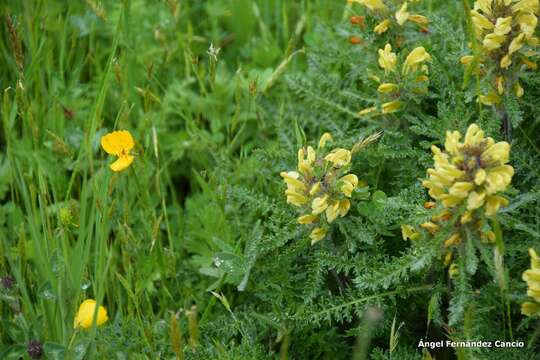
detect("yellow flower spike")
[74,299,109,329]
[378,44,398,73]
[348,0,387,11]
[100,130,135,172]
[310,227,327,245]
[374,19,391,34]
[377,83,399,93]
[409,14,429,25]
[312,195,329,215]
[325,149,352,167]
[382,101,402,114]
[298,214,318,224]
[402,47,431,74]
[395,2,409,25]
[318,132,333,149]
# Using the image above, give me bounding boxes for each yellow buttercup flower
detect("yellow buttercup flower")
[74,299,109,329]
[522,248,540,317]
[101,130,135,172]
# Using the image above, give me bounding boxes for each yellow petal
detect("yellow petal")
[101,130,135,155]
[110,154,134,172]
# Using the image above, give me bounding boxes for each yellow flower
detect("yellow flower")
[312,195,329,215]
[310,227,327,245]
[494,16,513,35]
[474,0,493,16]
[478,93,501,105]
[382,101,402,114]
[298,214,318,224]
[401,224,420,241]
[325,149,352,167]
[409,14,429,25]
[482,33,506,50]
[402,47,432,74]
[358,106,377,116]
[377,83,399,93]
[423,123,513,217]
[517,13,538,37]
[395,2,409,25]
[348,0,387,11]
[74,299,109,329]
[460,55,475,65]
[340,174,359,197]
[100,130,135,172]
[378,44,397,73]
[318,132,333,148]
[522,248,540,317]
[374,19,391,34]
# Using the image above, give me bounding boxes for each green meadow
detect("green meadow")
[1,0,540,359]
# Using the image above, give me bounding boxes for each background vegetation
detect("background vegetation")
[1,0,539,359]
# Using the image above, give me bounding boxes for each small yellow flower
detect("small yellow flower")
[101,130,135,172]
[401,224,420,241]
[310,227,327,245]
[402,47,432,74]
[325,149,352,167]
[348,0,387,11]
[358,106,377,116]
[395,2,409,25]
[522,248,540,317]
[378,44,397,73]
[318,132,333,149]
[409,14,429,25]
[377,83,399,93]
[382,100,402,114]
[374,19,391,34]
[340,174,359,197]
[298,214,318,224]
[74,299,109,329]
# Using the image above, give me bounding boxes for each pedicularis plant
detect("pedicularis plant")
[1,0,540,359]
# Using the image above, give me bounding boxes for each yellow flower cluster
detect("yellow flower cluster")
[422,123,513,219]
[401,123,514,277]
[359,44,432,116]
[461,0,539,104]
[348,0,429,34]
[280,133,361,245]
[522,248,540,317]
